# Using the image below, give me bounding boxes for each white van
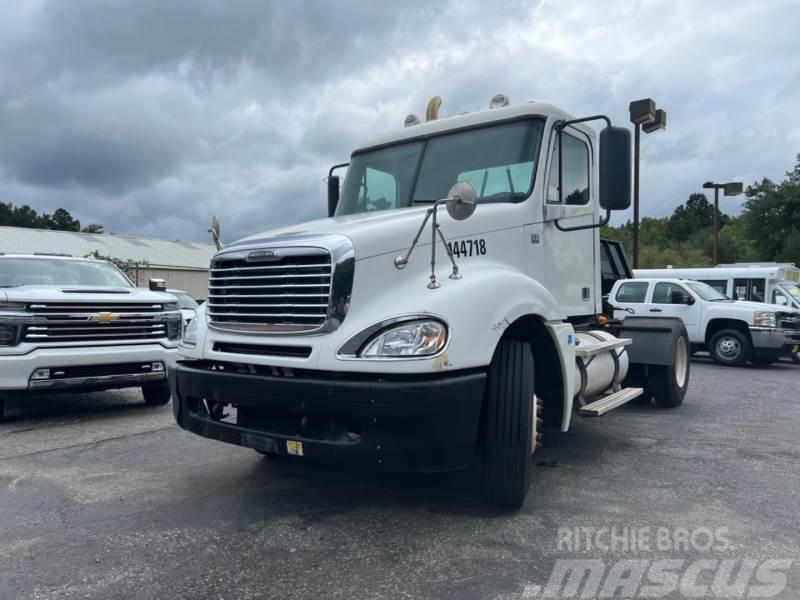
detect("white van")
[635,263,800,310]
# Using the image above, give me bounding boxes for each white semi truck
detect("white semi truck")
[0,254,183,419]
[171,96,690,507]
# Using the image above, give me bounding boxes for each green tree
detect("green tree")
[81,223,105,234]
[742,155,800,264]
[85,251,149,283]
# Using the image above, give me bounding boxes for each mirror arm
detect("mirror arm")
[554,208,611,232]
[329,162,349,177]
[555,115,612,130]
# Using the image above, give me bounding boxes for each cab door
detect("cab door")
[541,127,597,317]
[648,281,702,341]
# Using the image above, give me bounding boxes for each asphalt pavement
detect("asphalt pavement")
[1,357,798,599]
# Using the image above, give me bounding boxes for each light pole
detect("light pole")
[629,99,667,268]
[702,181,743,265]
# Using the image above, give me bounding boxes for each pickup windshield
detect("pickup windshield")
[0,258,133,288]
[686,281,729,301]
[335,119,545,216]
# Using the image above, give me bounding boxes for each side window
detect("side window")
[547,133,590,205]
[653,282,691,304]
[358,167,397,212]
[699,279,728,296]
[615,281,649,303]
[750,278,766,302]
[733,278,748,301]
[773,289,789,306]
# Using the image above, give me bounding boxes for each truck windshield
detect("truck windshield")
[335,119,545,216]
[780,283,800,303]
[0,258,133,288]
[686,281,729,301]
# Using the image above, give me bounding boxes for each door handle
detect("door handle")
[649,308,662,313]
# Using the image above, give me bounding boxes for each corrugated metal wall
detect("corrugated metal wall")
[133,268,209,300]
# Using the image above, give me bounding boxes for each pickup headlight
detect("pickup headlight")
[0,302,26,311]
[754,311,777,328]
[181,317,199,347]
[0,323,21,346]
[360,320,447,358]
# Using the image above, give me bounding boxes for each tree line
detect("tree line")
[2,154,799,269]
[0,202,104,233]
[602,154,800,268]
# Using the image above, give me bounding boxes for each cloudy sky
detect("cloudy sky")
[1,0,799,242]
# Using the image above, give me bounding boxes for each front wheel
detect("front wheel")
[482,339,537,509]
[142,382,171,406]
[708,329,751,367]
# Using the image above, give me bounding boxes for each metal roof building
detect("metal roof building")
[0,226,215,299]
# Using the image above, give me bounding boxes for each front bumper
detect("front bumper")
[0,343,177,391]
[170,360,486,473]
[749,327,800,355]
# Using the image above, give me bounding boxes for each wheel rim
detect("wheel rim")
[675,336,688,387]
[716,336,742,361]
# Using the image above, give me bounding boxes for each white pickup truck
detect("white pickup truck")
[0,254,183,419]
[610,278,800,366]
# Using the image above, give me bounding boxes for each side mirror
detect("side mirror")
[327,175,340,217]
[149,278,166,292]
[599,126,632,211]
[445,181,477,221]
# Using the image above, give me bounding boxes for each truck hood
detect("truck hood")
[227,206,497,261]
[1,285,177,305]
[732,300,800,314]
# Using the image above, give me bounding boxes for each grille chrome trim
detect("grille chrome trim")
[20,302,180,344]
[207,234,354,335]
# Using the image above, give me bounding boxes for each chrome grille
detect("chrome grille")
[23,302,170,343]
[208,250,332,331]
[778,312,800,330]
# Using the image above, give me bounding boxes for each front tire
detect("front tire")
[142,382,171,406]
[708,328,751,367]
[482,339,536,508]
[649,334,690,408]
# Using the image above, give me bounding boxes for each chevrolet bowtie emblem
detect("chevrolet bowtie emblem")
[90,312,120,324]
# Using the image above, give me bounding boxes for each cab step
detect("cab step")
[579,387,644,417]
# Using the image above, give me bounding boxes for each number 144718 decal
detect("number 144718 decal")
[447,238,487,258]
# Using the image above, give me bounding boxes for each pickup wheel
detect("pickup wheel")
[482,339,536,509]
[649,334,690,408]
[142,382,171,406]
[708,328,751,367]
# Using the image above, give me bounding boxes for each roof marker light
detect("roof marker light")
[490,93,510,108]
[404,114,421,127]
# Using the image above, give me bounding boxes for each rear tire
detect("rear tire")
[142,382,171,406]
[649,334,690,408]
[0,399,5,422]
[708,328,751,367]
[482,339,535,509]
[623,365,653,405]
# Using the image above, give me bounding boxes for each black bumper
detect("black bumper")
[170,361,486,473]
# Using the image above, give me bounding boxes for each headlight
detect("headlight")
[754,311,777,328]
[182,317,200,347]
[166,318,182,340]
[0,323,21,346]
[0,302,26,311]
[360,320,447,358]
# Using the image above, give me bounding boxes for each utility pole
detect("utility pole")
[628,99,667,269]
[703,181,743,264]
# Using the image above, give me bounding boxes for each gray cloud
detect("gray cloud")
[0,0,798,241]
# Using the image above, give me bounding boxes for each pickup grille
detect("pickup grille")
[23,302,171,343]
[208,250,333,332]
[777,312,800,330]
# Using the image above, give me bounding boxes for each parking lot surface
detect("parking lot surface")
[1,358,798,599]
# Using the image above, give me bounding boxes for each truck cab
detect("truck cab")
[611,277,800,366]
[172,97,689,507]
[0,254,183,419]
